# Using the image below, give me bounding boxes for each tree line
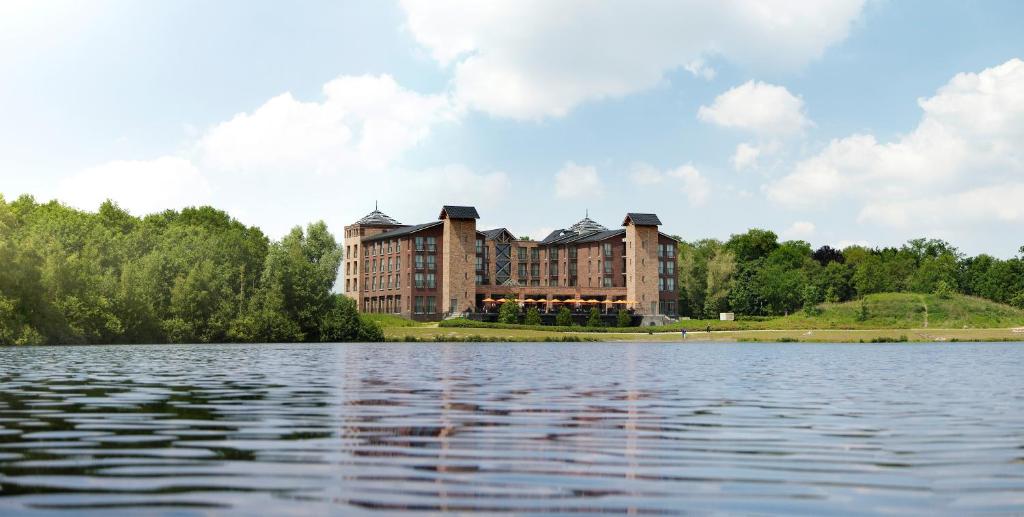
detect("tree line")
[676,229,1024,319]
[0,195,382,345]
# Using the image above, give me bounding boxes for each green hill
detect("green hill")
[781,293,1024,329]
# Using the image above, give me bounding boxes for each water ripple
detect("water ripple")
[0,342,1023,514]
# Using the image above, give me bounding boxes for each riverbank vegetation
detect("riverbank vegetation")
[676,230,1024,318]
[0,195,382,345]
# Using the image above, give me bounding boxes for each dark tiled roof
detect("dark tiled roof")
[540,228,625,245]
[355,209,401,226]
[568,216,608,234]
[622,213,662,226]
[480,228,516,241]
[439,205,480,220]
[361,221,442,242]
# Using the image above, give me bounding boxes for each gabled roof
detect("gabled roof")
[480,228,516,242]
[439,205,480,220]
[622,213,662,226]
[354,208,401,226]
[361,221,442,242]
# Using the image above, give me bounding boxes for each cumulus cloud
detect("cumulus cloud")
[731,143,762,171]
[782,221,815,240]
[629,163,710,205]
[400,0,864,119]
[57,156,211,215]
[766,58,1024,231]
[198,74,456,173]
[698,80,811,135]
[555,162,603,199]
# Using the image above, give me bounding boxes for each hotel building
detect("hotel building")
[342,205,678,321]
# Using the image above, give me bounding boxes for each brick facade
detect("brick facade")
[343,205,678,321]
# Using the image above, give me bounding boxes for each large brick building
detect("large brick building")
[342,205,678,321]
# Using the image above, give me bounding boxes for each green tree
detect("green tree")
[616,309,632,327]
[586,307,602,327]
[524,306,541,325]
[555,306,572,326]
[498,300,520,324]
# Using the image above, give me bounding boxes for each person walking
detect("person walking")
[681,328,687,340]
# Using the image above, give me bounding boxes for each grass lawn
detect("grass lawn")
[379,293,1024,342]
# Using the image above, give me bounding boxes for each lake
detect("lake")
[0,342,1022,515]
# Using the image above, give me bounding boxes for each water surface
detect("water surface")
[1,342,1022,515]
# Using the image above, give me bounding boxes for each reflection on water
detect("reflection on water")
[1,342,1023,515]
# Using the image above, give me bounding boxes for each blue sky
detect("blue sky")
[2,0,1023,256]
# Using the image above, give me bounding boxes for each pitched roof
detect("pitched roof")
[361,221,442,242]
[439,205,480,220]
[622,213,662,226]
[539,228,625,245]
[480,228,515,241]
[568,216,608,234]
[354,208,401,226]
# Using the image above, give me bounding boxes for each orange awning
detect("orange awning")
[482,298,495,303]
[496,298,507,303]
[585,299,600,304]
[601,300,615,304]
[613,300,628,304]
[523,298,537,303]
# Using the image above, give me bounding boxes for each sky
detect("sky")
[2,0,1023,257]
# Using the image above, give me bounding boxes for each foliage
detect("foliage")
[586,307,602,327]
[617,309,632,327]
[497,300,520,324]
[0,196,380,345]
[933,280,954,299]
[524,307,542,326]
[673,224,1024,320]
[555,307,573,326]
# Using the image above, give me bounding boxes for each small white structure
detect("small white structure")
[720,312,735,321]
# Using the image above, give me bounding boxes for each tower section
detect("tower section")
[439,206,479,315]
[623,213,662,315]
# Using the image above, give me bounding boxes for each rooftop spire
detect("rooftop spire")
[355,204,401,226]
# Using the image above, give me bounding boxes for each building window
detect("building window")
[530,279,540,287]
[659,277,665,291]
[658,261,665,275]
[415,237,424,251]
[388,257,393,272]
[415,255,424,270]
[427,255,436,271]
[518,246,527,261]
[667,261,674,274]
[396,257,401,270]
[604,261,612,274]
[603,243,612,258]
[476,255,484,271]
[549,262,558,276]
[396,240,401,253]
[531,248,540,261]
[602,277,612,287]
[388,275,393,290]
[426,236,437,252]
[414,273,424,288]
[414,296,424,314]
[387,241,393,254]
[550,248,559,260]
[476,274,483,285]
[531,263,540,277]
[426,297,436,314]
[667,278,675,291]
[518,263,527,278]
[426,273,436,289]
[476,238,484,254]
[396,275,400,289]
[568,246,577,259]
[365,246,369,258]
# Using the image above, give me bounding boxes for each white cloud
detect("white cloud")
[629,163,710,205]
[57,156,211,215]
[836,239,871,249]
[767,58,1024,232]
[698,80,811,136]
[400,0,864,119]
[555,162,603,199]
[782,220,815,240]
[198,74,455,173]
[731,143,761,170]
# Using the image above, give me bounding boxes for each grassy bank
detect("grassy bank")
[378,293,1024,342]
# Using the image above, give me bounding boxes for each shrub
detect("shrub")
[616,309,632,327]
[586,307,602,327]
[524,307,542,326]
[497,300,520,324]
[857,300,870,322]
[555,307,572,326]
[933,280,954,299]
